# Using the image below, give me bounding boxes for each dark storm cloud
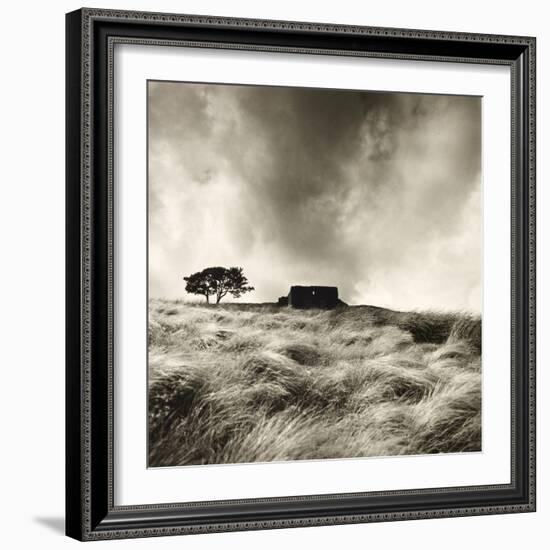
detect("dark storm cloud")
[148,81,481,311]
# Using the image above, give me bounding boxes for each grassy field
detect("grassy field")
[148,300,481,467]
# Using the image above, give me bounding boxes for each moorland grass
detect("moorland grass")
[148,300,481,466]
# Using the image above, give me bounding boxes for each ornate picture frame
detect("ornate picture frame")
[66,8,536,541]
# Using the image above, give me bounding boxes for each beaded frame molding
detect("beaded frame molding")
[66,7,536,541]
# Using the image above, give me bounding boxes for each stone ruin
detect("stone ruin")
[278,286,342,309]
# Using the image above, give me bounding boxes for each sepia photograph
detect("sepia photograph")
[147,80,482,468]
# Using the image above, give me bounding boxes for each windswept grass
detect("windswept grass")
[148,300,481,466]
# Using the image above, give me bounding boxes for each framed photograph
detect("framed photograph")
[66,8,536,541]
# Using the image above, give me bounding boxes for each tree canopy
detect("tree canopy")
[183,267,254,304]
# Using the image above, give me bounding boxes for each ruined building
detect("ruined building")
[278,286,341,309]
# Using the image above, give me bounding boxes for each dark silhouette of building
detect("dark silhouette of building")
[278,286,340,309]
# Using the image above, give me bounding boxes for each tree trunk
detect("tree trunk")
[205,294,209,304]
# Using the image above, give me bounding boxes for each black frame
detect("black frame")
[66,8,536,541]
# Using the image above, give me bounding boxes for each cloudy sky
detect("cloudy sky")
[148,81,481,312]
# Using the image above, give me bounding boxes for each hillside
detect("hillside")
[148,300,481,467]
